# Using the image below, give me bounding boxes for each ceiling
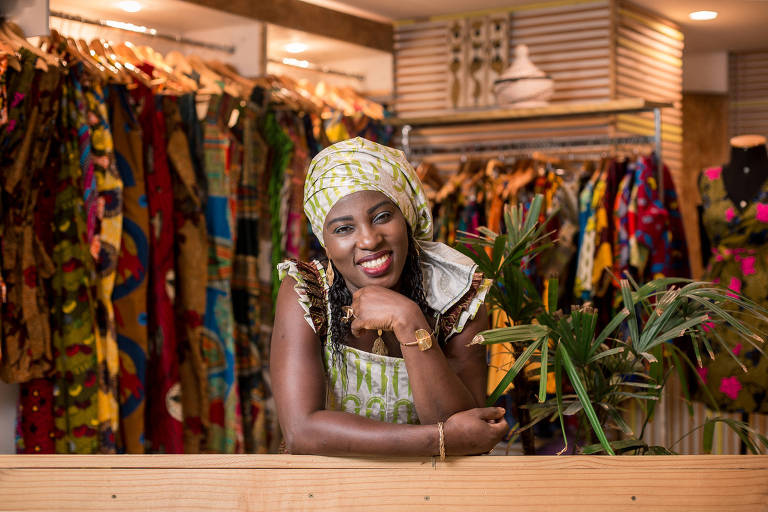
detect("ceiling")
[46,0,768,62]
[303,0,768,53]
[49,0,386,62]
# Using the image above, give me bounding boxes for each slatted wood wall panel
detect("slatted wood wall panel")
[393,0,619,178]
[509,1,612,104]
[613,1,683,176]
[630,376,768,455]
[394,0,613,117]
[729,49,768,138]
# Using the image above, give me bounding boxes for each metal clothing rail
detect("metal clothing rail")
[404,135,656,156]
[395,99,668,197]
[49,10,236,54]
[267,57,364,81]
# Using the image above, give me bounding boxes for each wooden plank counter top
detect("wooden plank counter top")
[0,455,766,511]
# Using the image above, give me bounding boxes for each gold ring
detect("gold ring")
[341,306,355,323]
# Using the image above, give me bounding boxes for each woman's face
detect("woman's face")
[322,190,409,293]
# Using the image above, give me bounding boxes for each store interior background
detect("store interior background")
[0,0,766,454]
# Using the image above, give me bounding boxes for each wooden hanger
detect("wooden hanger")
[88,39,131,84]
[103,40,154,88]
[1,22,55,70]
[0,31,21,72]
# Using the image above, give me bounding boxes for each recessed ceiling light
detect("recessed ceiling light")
[117,1,142,13]
[689,10,718,21]
[284,42,308,54]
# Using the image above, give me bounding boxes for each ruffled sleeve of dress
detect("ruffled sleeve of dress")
[437,271,492,339]
[276,259,328,337]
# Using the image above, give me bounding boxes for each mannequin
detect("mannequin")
[695,134,768,415]
[720,135,768,208]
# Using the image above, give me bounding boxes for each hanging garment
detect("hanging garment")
[232,108,271,453]
[201,94,241,453]
[278,112,310,261]
[51,66,100,454]
[613,165,635,282]
[260,110,294,303]
[84,82,122,453]
[133,75,183,454]
[109,84,149,454]
[574,169,598,300]
[696,166,768,413]
[163,95,209,454]
[0,51,56,384]
[633,156,690,279]
[3,52,59,455]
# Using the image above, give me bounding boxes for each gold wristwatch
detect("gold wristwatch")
[401,328,433,351]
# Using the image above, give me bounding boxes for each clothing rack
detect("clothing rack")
[386,98,670,197]
[49,10,236,54]
[267,58,364,82]
[404,135,657,156]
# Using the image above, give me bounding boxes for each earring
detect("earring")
[326,260,335,286]
[372,329,388,356]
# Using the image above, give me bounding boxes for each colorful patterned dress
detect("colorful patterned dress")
[201,95,241,453]
[85,82,123,453]
[109,84,150,453]
[163,95,209,453]
[277,259,490,425]
[698,166,768,413]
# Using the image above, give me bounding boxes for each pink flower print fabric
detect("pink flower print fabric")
[697,165,768,413]
[756,203,768,223]
[719,376,742,401]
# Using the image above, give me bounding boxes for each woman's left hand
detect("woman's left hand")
[348,286,423,338]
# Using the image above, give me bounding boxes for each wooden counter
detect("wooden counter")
[0,455,766,511]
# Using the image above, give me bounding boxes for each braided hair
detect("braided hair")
[326,224,432,370]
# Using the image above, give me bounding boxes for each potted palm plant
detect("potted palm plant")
[456,195,768,455]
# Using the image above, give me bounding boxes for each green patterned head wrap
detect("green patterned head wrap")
[304,137,479,315]
[304,137,432,247]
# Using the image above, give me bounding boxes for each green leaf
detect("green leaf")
[559,346,615,455]
[554,349,568,455]
[586,346,625,364]
[591,307,630,354]
[485,337,544,406]
[644,315,709,352]
[703,420,715,454]
[580,438,647,455]
[547,277,559,314]
[490,234,507,272]
[538,336,549,403]
[646,445,677,455]
[620,280,640,351]
[473,324,550,345]
[607,408,635,437]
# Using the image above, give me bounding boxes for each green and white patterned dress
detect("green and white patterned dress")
[277,259,490,424]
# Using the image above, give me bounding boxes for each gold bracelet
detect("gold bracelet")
[400,328,433,351]
[437,421,445,461]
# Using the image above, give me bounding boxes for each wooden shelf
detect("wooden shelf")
[0,455,765,511]
[384,98,673,127]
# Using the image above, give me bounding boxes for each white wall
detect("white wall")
[47,17,265,75]
[683,51,729,93]
[267,52,393,99]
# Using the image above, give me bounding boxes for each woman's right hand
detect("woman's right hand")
[443,407,510,455]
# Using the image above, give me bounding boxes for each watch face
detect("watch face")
[415,329,433,351]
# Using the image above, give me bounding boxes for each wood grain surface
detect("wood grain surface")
[0,455,766,511]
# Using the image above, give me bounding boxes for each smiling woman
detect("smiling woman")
[270,137,508,457]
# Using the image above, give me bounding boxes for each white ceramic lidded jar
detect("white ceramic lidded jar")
[493,44,554,107]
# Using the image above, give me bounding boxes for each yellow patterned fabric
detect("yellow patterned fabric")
[85,84,123,452]
[304,137,478,314]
